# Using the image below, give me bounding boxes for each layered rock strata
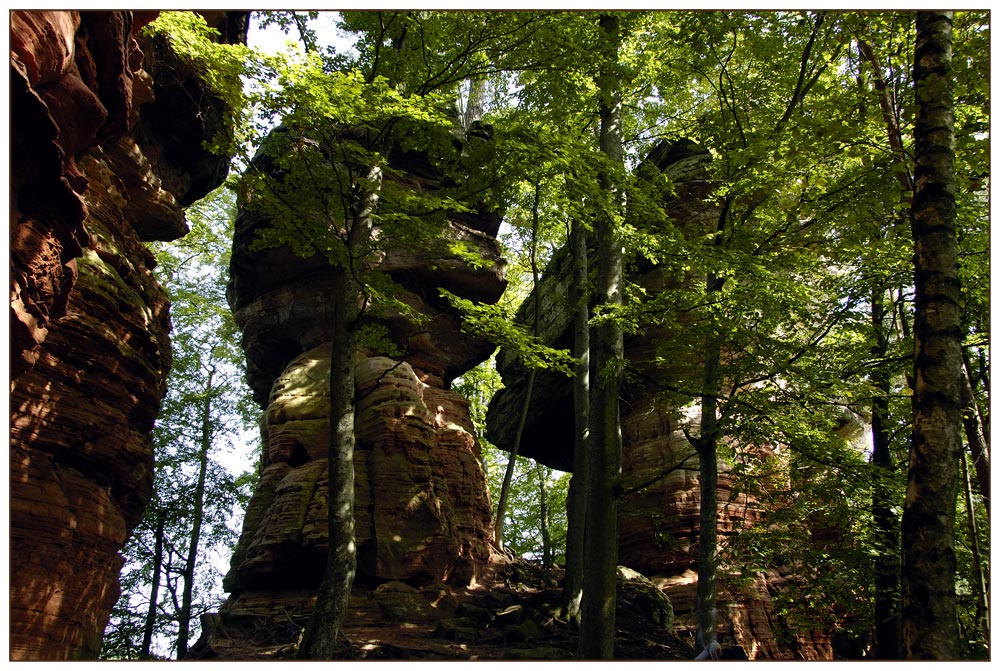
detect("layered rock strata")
[485,140,834,659]
[195,126,508,655]
[9,10,247,659]
[225,351,495,593]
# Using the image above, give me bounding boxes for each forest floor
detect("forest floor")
[193,556,720,660]
[188,556,760,661]
[338,558,708,661]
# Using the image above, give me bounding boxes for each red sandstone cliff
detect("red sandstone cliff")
[8,10,247,659]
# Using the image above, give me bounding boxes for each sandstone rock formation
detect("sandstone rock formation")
[485,140,836,659]
[225,351,495,592]
[192,123,508,656]
[9,10,247,659]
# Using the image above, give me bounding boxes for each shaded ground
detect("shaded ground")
[191,556,745,660]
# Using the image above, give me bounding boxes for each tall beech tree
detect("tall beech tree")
[900,11,962,659]
[577,13,627,660]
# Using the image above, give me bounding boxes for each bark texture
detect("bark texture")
[297,267,362,659]
[900,10,961,660]
[578,13,624,660]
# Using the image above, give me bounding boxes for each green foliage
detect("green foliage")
[452,355,504,440]
[143,12,258,154]
[724,432,884,639]
[454,357,570,565]
[114,9,989,658]
[440,288,575,375]
[954,483,990,659]
[483,447,570,563]
[101,186,258,659]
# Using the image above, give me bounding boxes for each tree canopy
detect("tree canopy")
[103,9,989,661]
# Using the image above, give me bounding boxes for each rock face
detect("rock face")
[9,10,247,659]
[485,140,834,659]
[224,351,495,593]
[193,125,508,656]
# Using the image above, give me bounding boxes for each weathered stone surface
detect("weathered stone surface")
[8,10,247,659]
[226,123,507,406]
[134,12,248,209]
[198,119,508,656]
[486,139,715,471]
[193,555,690,660]
[224,350,495,594]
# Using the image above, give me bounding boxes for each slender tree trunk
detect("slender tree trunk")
[494,370,534,548]
[176,367,215,659]
[960,449,989,649]
[298,166,380,659]
[870,289,901,659]
[141,511,166,658]
[563,216,591,626]
[536,461,552,566]
[461,77,486,132]
[694,358,720,655]
[691,268,723,657]
[959,366,990,515]
[857,39,914,195]
[578,13,624,660]
[855,46,908,657]
[495,183,543,550]
[963,352,988,443]
[900,11,961,660]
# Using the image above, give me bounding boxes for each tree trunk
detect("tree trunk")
[959,366,990,515]
[857,39,914,194]
[494,370,534,548]
[176,366,215,659]
[495,182,543,550]
[690,260,725,656]
[854,44,908,657]
[870,289,901,659]
[536,461,552,567]
[578,13,624,660]
[900,11,961,660]
[563,216,591,626]
[960,449,989,648]
[298,166,380,659]
[694,340,720,655]
[963,352,988,444]
[461,77,486,132]
[140,511,165,658]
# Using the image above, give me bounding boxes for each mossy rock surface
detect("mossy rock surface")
[505,647,568,660]
[434,618,480,642]
[616,565,674,631]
